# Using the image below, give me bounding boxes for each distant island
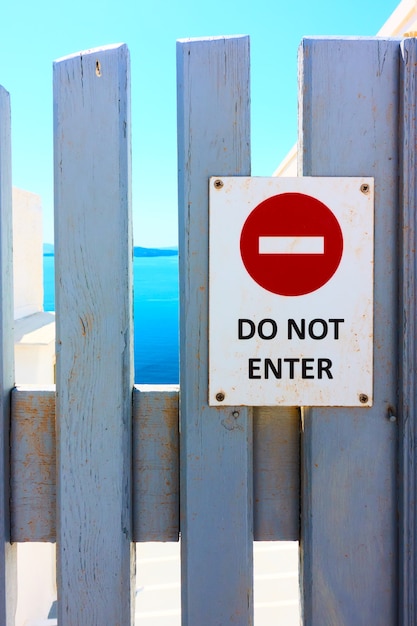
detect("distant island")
[43,244,178,258]
[133,246,178,257]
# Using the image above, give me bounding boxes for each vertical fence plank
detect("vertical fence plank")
[299,38,400,625]
[177,36,253,625]
[399,36,417,626]
[53,45,134,624]
[0,86,17,626]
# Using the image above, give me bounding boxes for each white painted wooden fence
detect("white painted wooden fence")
[0,34,416,625]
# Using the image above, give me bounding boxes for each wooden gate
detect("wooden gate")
[0,34,416,625]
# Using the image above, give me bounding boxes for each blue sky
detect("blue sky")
[0,0,399,246]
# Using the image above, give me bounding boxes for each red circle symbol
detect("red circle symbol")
[240,193,343,296]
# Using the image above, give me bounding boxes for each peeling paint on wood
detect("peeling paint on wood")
[53,44,134,625]
[133,385,179,542]
[11,386,300,543]
[299,37,400,625]
[11,386,56,542]
[177,36,254,626]
[253,407,299,541]
[399,37,417,626]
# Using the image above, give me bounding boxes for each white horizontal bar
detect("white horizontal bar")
[259,236,324,254]
[254,571,298,581]
[254,600,299,608]
[135,608,181,618]
[138,582,180,591]
[253,542,298,553]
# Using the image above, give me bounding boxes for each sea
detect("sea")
[43,254,179,384]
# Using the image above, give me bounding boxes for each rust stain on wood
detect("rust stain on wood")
[10,385,299,542]
[132,386,180,542]
[11,387,56,542]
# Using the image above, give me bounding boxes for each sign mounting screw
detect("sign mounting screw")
[216,392,225,402]
[213,179,224,190]
[360,183,370,194]
[359,393,369,404]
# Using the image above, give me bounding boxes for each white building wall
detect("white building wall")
[13,188,43,320]
[377,0,417,36]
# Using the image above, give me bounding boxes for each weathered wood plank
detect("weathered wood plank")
[133,385,179,542]
[0,85,17,626]
[11,387,299,543]
[299,37,400,625]
[11,386,56,542]
[53,44,135,625]
[177,36,253,625]
[253,407,299,541]
[11,385,180,543]
[399,36,417,626]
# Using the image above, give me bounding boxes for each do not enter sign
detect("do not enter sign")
[240,193,343,296]
[209,176,374,408]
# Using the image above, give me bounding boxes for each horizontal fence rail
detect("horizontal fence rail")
[10,384,299,543]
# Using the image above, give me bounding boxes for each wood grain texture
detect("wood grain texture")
[399,37,417,626]
[0,85,17,626]
[177,36,253,625]
[299,37,400,625]
[11,386,180,544]
[253,407,299,541]
[10,387,299,543]
[11,386,56,541]
[53,44,135,625]
[132,385,179,542]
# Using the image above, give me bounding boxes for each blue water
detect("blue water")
[43,255,179,384]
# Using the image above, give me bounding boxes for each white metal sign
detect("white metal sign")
[209,176,374,407]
